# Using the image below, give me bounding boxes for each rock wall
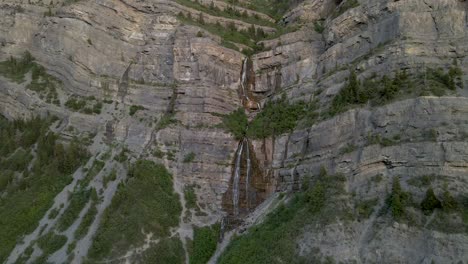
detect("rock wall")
[0,0,467,262]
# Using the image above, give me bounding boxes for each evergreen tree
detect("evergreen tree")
[421,187,442,215]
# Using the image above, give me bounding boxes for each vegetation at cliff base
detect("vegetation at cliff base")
[189,223,221,264]
[88,160,182,262]
[0,116,89,262]
[56,186,91,231]
[218,169,349,263]
[139,237,185,263]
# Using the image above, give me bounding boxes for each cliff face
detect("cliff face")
[0,0,467,263]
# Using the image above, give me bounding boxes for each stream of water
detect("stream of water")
[232,140,244,216]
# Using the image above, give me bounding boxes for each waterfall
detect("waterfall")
[240,58,248,101]
[219,217,227,242]
[245,138,251,210]
[232,140,244,216]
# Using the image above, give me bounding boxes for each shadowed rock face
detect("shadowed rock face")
[0,0,467,262]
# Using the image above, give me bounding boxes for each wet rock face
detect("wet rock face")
[222,139,273,225]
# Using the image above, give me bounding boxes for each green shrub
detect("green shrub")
[37,232,67,256]
[329,68,459,117]
[0,170,14,191]
[441,186,458,212]
[247,96,316,139]
[129,105,145,116]
[183,152,196,163]
[157,114,177,129]
[184,185,198,210]
[221,108,248,140]
[57,187,91,231]
[3,148,32,171]
[141,237,185,264]
[421,187,442,215]
[356,198,378,219]
[65,97,86,111]
[102,169,117,188]
[314,20,325,33]
[340,143,356,154]
[114,149,128,163]
[75,203,98,239]
[387,177,410,220]
[92,101,103,114]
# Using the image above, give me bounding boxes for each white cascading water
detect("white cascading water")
[232,140,244,216]
[219,217,226,241]
[245,138,251,210]
[240,58,249,102]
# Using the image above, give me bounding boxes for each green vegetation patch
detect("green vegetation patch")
[189,223,220,264]
[328,67,463,117]
[65,96,103,115]
[178,13,260,55]
[247,96,317,139]
[0,51,60,105]
[219,169,349,263]
[220,108,249,140]
[175,0,275,27]
[37,232,67,256]
[0,51,35,83]
[183,152,196,163]
[88,160,182,261]
[129,105,145,116]
[57,187,91,232]
[224,0,292,21]
[74,203,98,240]
[184,185,198,210]
[0,116,89,262]
[220,97,317,139]
[138,237,185,264]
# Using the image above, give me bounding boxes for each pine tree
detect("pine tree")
[421,187,442,215]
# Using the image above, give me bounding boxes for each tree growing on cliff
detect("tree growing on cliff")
[421,187,442,215]
[388,177,410,220]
